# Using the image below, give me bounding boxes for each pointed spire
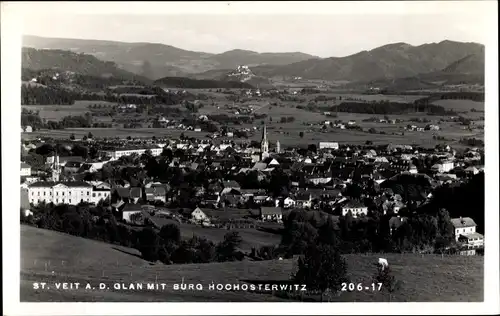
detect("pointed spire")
[262,124,267,142]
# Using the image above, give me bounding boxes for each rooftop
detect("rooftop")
[451,217,477,228]
[260,206,283,216]
[29,181,92,188]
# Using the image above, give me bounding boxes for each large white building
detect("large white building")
[27,181,110,206]
[319,142,339,150]
[21,163,31,176]
[99,146,163,159]
[431,160,455,173]
[342,200,368,218]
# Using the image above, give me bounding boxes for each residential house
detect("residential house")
[91,184,111,204]
[122,203,143,223]
[201,194,220,208]
[282,197,297,209]
[21,176,40,187]
[219,192,241,208]
[115,187,142,204]
[307,176,332,185]
[259,207,283,222]
[464,166,479,175]
[238,189,260,202]
[451,217,484,248]
[342,200,368,218]
[295,193,312,209]
[191,207,211,224]
[21,163,31,176]
[144,186,167,203]
[64,161,83,174]
[425,124,440,131]
[458,248,477,256]
[253,194,272,205]
[457,232,484,249]
[221,180,241,194]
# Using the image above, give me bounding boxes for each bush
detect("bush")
[137,227,161,262]
[159,223,181,245]
[373,266,401,293]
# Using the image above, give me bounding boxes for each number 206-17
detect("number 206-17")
[341,283,383,291]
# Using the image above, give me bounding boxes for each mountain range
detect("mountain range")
[246,41,485,82]
[22,35,485,87]
[22,35,318,80]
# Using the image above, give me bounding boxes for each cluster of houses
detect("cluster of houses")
[20,125,484,255]
[405,124,441,132]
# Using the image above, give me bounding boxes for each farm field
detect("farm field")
[21,127,209,140]
[21,96,484,149]
[21,124,483,149]
[431,99,485,112]
[300,93,426,103]
[22,101,117,121]
[21,225,483,302]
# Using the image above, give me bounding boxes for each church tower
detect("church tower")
[51,154,60,182]
[260,125,269,160]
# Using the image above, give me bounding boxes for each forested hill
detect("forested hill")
[22,47,147,82]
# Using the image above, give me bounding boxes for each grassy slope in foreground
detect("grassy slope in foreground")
[21,225,483,302]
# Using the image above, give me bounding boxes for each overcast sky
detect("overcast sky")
[16,2,493,58]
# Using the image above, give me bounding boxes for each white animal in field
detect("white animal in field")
[378,258,389,270]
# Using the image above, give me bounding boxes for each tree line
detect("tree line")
[21,85,185,106]
[21,202,247,265]
[326,101,455,115]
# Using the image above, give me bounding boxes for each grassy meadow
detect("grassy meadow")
[21,225,483,302]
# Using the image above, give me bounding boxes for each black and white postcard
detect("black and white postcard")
[2,1,499,315]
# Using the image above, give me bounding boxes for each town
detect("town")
[20,123,485,259]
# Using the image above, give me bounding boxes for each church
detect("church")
[260,125,280,161]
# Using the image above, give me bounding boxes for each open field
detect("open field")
[21,95,483,149]
[21,124,483,149]
[431,99,485,112]
[21,225,483,302]
[22,101,117,121]
[300,93,426,103]
[178,223,281,251]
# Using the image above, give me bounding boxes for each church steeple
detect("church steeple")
[261,124,269,157]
